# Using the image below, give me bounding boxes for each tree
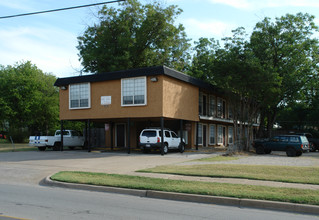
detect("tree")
[0,61,59,142]
[77,0,191,73]
[250,13,319,137]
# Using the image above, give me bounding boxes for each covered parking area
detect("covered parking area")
[59,117,194,156]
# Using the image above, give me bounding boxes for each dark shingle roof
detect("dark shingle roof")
[54,65,220,93]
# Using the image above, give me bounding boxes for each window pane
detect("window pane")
[122,77,146,106]
[123,96,133,105]
[70,83,89,109]
[209,125,215,144]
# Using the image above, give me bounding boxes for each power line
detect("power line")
[0,0,125,19]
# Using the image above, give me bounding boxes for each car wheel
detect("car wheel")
[53,142,60,151]
[286,147,296,157]
[179,142,185,153]
[256,145,265,154]
[264,149,271,154]
[296,151,302,156]
[38,147,46,151]
[163,143,168,154]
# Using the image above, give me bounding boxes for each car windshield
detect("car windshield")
[142,131,156,137]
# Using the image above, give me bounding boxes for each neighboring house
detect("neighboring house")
[54,65,250,151]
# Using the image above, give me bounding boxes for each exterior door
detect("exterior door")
[203,125,207,147]
[116,124,126,147]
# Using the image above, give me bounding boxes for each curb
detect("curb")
[43,176,319,215]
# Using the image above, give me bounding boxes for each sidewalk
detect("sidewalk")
[128,172,319,190]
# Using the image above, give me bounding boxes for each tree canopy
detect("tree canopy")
[188,13,319,148]
[77,0,191,73]
[0,61,59,141]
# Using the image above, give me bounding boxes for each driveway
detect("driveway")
[0,150,209,185]
[1,150,318,186]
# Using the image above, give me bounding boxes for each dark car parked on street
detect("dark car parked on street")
[253,135,310,157]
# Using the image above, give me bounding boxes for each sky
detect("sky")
[0,0,319,78]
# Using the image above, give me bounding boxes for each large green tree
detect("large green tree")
[189,28,278,151]
[250,13,319,137]
[189,13,319,146]
[77,0,191,73]
[0,61,59,142]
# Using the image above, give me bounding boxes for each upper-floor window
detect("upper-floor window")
[121,77,146,106]
[69,83,90,109]
[209,95,216,117]
[217,98,226,118]
[199,92,207,116]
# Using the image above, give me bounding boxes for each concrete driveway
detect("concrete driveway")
[0,150,210,185]
[1,150,318,186]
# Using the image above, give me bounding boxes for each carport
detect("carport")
[59,117,192,156]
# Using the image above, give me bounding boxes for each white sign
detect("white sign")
[101,96,111,105]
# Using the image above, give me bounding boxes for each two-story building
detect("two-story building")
[54,65,236,152]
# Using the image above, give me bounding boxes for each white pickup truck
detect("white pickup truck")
[29,130,86,151]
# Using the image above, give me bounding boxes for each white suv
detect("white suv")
[139,128,185,154]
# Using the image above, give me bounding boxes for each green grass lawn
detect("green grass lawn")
[0,139,36,152]
[139,164,319,185]
[51,171,319,205]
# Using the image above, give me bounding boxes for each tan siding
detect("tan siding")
[59,76,164,120]
[162,76,199,121]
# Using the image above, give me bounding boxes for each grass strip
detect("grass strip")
[51,171,319,205]
[0,143,36,152]
[192,155,240,162]
[139,164,319,185]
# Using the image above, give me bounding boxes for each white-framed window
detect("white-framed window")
[199,92,203,115]
[209,124,216,145]
[209,95,216,117]
[217,125,224,145]
[217,98,226,118]
[69,83,91,109]
[228,105,233,119]
[121,77,147,106]
[228,126,234,145]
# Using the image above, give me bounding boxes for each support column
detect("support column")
[160,117,164,156]
[180,119,184,153]
[88,119,91,152]
[196,122,199,151]
[60,120,64,151]
[84,121,88,149]
[127,118,131,154]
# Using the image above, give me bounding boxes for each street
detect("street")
[0,151,318,219]
[1,183,318,220]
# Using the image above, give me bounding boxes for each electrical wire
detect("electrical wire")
[0,0,125,19]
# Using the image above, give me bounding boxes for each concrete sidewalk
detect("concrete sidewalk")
[127,172,319,190]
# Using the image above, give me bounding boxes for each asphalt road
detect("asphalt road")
[1,183,318,220]
[0,150,319,219]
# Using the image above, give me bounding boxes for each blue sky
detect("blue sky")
[0,0,319,78]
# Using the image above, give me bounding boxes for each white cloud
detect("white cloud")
[0,26,81,77]
[183,18,236,41]
[0,0,36,11]
[208,0,319,10]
